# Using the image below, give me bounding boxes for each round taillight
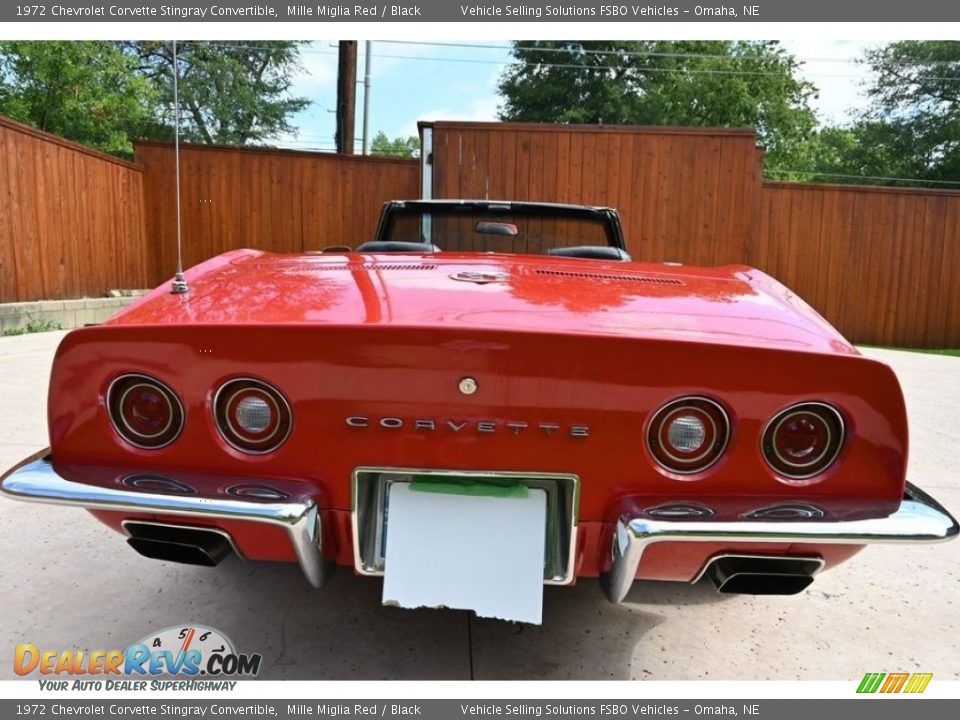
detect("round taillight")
[647,396,730,475]
[762,402,845,480]
[214,379,292,454]
[107,374,184,449]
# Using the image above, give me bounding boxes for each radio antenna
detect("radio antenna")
[170,39,189,294]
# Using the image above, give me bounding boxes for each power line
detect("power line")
[380,40,828,63]
[371,50,960,82]
[199,41,960,83]
[766,169,960,186]
[197,39,960,74]
[199,42,868,80]
[379,40,960,68]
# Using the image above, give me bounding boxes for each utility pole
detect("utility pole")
[335,41,357,155]
[362,41,372,155]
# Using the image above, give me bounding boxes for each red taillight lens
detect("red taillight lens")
[647,397,730,475]
[214,379,292,454]
[762,403,844,480]
[107,374,184,449]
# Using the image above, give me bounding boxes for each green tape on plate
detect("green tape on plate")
[409,476,529,498]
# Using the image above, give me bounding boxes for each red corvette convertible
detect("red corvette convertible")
[2,200,956,622]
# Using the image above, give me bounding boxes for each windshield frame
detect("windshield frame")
[374,200,626,252]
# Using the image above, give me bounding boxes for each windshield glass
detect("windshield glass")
[380,206,615,254]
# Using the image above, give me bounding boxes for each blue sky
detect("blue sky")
[279,41,511,151]
[277,39,875,152]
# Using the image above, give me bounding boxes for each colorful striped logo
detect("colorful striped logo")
[857,672,933,694]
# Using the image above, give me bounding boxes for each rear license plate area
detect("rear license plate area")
[352,467,578,584]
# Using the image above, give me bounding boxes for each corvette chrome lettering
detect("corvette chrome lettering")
[345,416,589,437]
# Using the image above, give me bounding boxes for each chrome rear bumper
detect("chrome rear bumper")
[601,483,959,603]
[4,453,956,603]
[0,453,329,588]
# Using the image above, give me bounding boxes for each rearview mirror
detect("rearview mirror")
[475,221,519,236]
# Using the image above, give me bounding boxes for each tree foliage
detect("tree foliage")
[370,131,420,158]
[0,41,156,155]
[498,41,818,173]
[0,40,310,154]
[807,41,960,186]
[123,41,310,145]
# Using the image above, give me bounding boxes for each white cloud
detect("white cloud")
[290,43,338,95]
[405,95,501,137]
[778,39,877,126]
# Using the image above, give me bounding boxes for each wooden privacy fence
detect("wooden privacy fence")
[135,141,420,285]
[2,115,958,347]
[425,122,763,268]
[0,116,148,303]
[424,121,960,348]
[756,183,960,349]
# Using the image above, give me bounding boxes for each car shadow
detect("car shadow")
[621,576,738,606]
[0,500,745,682]
[208,557,732,680]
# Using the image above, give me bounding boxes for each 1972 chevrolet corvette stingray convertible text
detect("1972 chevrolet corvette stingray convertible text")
[2,199,957,623]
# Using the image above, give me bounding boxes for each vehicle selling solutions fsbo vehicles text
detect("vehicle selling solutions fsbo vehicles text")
[457,5,754,17]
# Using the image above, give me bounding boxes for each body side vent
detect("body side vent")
[534,269,684,285]
[272,262,438,271]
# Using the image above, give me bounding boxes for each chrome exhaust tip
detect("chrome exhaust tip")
[703,555,823,595]
[124,522,233,567]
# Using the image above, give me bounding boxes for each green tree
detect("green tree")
[123,41,310,145]
[370,131,420,158]
[800,123,930,186]
[0,41,156,155]
[853,41,960,184]
[801,42,960,188]
[498,41,818,174]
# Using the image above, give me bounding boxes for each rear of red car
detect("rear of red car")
[2,251,956,611]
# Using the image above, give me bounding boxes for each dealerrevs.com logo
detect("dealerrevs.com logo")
[15,625,262,690]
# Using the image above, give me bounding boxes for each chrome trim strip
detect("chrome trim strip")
[601,482,959,604]
[351,466,580,586]
[1,453,328,588]
[689,553,826,585]
[122,474,197,495]
[225,483,291,501]
[644,501,715,519]
[745,502,826,520]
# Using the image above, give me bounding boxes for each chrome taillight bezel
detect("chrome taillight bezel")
[761,402,845,480]
[213,378,292,455]
[646,396,731,475]
[106,373,184,450]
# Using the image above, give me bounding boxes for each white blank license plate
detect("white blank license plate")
[382,482,547,624]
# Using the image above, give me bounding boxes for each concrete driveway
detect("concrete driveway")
[1,332,957,681]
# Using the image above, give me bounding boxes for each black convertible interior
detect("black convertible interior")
[545,246,631,261]
[352,241,631,261]
[355,241,441,253]
[367,200,634,261]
